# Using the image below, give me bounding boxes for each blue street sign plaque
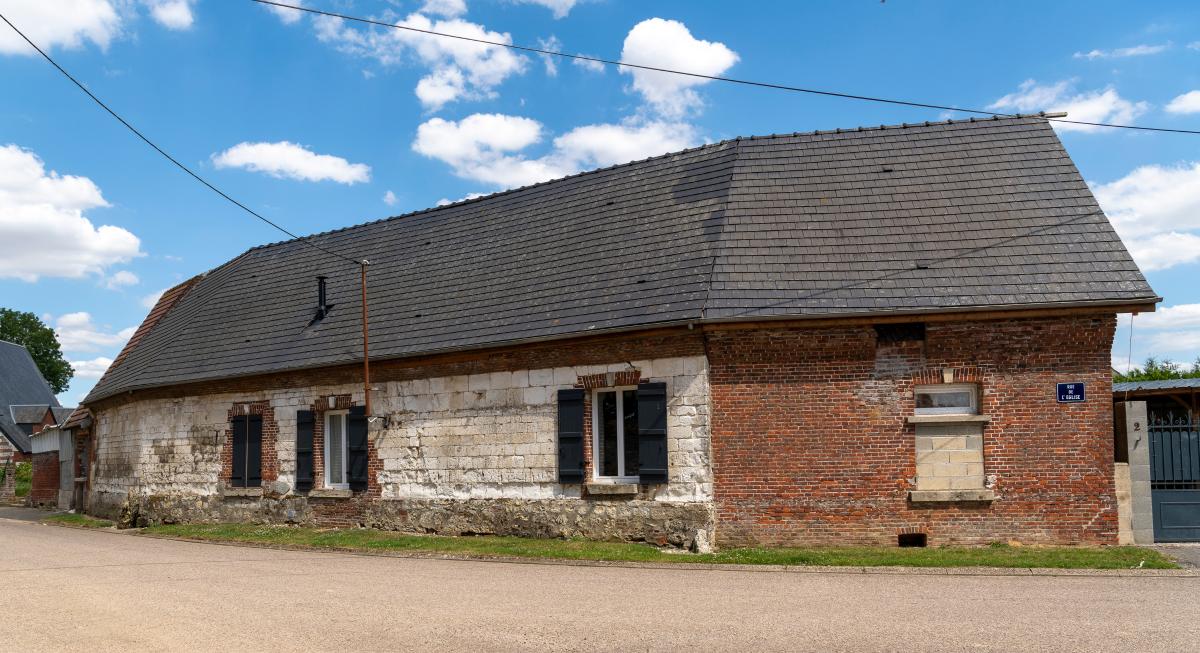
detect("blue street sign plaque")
[1057,382,1085,403]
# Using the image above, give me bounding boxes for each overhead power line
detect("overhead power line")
[0,12,365,266]
[253,0,1200,136]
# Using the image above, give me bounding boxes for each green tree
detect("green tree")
[1114,356,1200,383]
[0,308,74,393]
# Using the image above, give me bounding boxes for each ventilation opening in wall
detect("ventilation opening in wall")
[897,532,927,548]
[875,322,926,342]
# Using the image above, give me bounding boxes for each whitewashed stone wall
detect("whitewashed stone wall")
[372,355,711,502]
[90,355,711,509]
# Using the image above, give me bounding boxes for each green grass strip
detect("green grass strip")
[139,523,1177,569]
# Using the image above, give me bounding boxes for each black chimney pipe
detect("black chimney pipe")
[316,276,328,319]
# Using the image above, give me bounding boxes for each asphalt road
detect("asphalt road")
[3,513,1198,652]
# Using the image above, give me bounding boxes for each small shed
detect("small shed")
[29,425,72,509]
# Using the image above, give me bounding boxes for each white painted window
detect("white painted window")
[592,387,640,482]
[914,384,978,415]
[325,410,349,489]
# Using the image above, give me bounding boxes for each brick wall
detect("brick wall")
[30,451,59,507]
[707,315,1118,547]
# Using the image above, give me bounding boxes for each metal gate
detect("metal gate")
[1150,420,1200,542]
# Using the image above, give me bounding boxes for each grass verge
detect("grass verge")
[140,523,1177,569]
[42,513,115,529]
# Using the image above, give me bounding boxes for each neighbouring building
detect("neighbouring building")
[1113,381,1200,543]
[80,116,1158,548]
[2,339,73,464]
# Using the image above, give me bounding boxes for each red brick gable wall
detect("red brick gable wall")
[707,315,1118,546]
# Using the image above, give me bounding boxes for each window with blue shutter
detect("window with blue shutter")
[295,410,315,491]
[636,383,668,484]
[347,406,369,491]
[557,389,585,483]
[230,412,263,488]
[591,383,669,484]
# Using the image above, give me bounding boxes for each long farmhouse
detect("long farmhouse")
[78,115,1158,549]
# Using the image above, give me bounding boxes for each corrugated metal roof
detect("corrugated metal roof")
[1113,378,1200,393]
[85,116,1158,403]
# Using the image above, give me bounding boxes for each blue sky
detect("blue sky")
[2,0,1199,406]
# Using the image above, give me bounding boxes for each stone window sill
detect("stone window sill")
[221,487,263,498]
[909,489,996,503]
[585,482,639,497]
[308,488,353,499]
[907,414,991,425]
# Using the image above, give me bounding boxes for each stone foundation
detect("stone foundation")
[97,491,714,550]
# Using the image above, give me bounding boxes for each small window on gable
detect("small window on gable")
[914,384,977,415]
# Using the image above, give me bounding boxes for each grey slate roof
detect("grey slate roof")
[9,404,50,424]
[85,116,1158,403]
[1114,379,1200,393]
[0,340,60,453]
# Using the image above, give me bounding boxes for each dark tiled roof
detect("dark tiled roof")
[1114,379,1200,393]
[51,407,75,424]
[0,340,59,452]
[85,116,1158,403]
[9,404,50,424]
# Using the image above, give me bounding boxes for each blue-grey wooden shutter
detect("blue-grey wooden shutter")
[557,389,585,483]
[347,406,369,491]
[230,416,247,487]
[636,383,668,484]
[295,410,315,491]
[247,414,263,487]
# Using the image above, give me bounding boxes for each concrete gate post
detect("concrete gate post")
[1120,401,1154,544]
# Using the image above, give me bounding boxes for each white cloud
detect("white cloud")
[264,0,304,24]
[104,270,139,289]
[313,11,527,110]
[70,356,114,380]
[619,18,738,118]
[988,79,1148,132]
[552,120,699,170]
[436,192,486,206]
[0,145,142,282]
[1145,330,1200,354]
[1166,90,1200,115]
[1190,41,1200,51]
[538,36,561,76]
[140,288,167,309]
[212,141,370,184]
[383,190,399,206]
[1137,304,1200,331]
[572,56,606,73]
[53,312,136,353]
[1073,43,1169,59]
[421,0,467,18]
[413,113,699,189]
[0,0,121,55]
[143,0,194,30]
[1092,162,1200,271]
[512,0,578,19]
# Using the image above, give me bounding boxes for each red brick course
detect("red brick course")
[707,315,1119,546]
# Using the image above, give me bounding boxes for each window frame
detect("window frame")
[591,386,640,483]
[324,409,350,490]
[914,383,979,416]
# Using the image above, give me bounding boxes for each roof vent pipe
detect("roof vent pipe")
[312,276,332,323]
